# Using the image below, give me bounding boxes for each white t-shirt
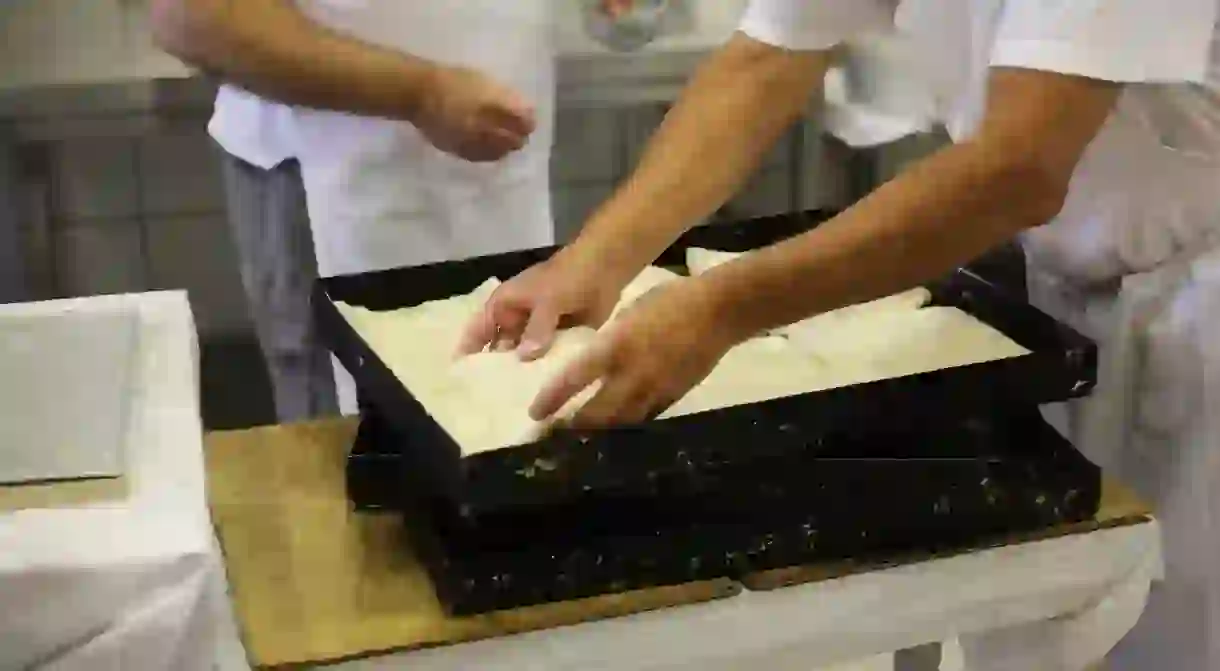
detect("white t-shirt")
[209,1,556,277]
[739,0,1220,281]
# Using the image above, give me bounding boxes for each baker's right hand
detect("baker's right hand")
[415,65,536,163]
[457,251,623,360]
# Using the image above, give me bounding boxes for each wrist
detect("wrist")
[393,57,441,123]
[682,275,754,348]
[556,234,648,291]
[696,263,770,344]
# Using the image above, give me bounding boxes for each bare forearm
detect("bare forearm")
[565,34,831,284]
[150,0,433,120]
[703,139,1067,338]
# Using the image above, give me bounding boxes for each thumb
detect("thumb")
[486,88,537,137]
[516,305,560,361]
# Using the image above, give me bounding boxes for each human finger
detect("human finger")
[529,341,612,420]
[568,372,654,429]
[517,304,561,360]
[491,306,529,352]
[484,92,537,137]
[458,128,523,162]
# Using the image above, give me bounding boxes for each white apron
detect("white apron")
[288,1,557,413]
[893,2,1220,667]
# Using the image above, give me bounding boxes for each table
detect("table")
[207,420,1162,671]
[0,292,226,670]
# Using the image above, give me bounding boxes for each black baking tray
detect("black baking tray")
[315,211,1097,511]
[377,409,1100,614]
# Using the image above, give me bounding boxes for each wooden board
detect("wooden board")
[0,476,128,512]
[205,420,741,669]
[742,478,1154,592]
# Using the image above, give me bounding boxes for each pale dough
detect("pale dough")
[685,247,741,276]
[684,247,934,339]
[336,269,685,454]
[335,257,1030,456]
[782,306,1031,386]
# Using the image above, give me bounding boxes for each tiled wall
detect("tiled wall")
[27,123,249,337]
[13,105,844,340]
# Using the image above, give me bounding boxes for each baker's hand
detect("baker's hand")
[415,65,536,162]
[457,251,624,360]
[528,279,741,428]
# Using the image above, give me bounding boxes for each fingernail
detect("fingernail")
[517,340,542,358]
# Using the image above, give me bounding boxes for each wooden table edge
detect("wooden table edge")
[253,579,743,669]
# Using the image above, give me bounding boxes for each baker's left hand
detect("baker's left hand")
[528,278,742,428]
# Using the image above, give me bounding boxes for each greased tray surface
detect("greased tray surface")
[316,211,1097,510]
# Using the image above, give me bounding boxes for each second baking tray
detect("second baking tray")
[315,211,1097,510]
[388,409,1101,614]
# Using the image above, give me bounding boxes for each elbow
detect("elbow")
[1012,159,1071,232]
[980,147,1073,234]
[720,34,829,115]
[148,0,226,65]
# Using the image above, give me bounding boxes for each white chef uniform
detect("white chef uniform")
[210,1,556,414]
[741,1,1220,669]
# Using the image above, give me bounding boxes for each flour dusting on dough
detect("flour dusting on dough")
[335,259,1029,455]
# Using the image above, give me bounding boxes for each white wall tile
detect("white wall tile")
[146,214,251,336]
[53,219,147,297]
[552,182,614,242]
[552,108,620,184]
[51,136,139,220]
[138,129,225,215]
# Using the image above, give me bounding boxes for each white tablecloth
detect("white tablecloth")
[0,292,227,671]
[212,520,1156,671]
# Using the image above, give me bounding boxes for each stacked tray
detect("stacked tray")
[351,406,1099,614]
[313,211,1102,614]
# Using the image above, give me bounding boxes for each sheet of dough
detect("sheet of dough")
[685,247,741,276]
[336,262,1030,456]
[336,268,687,453]
[685,247,1026,379]
[783,306,1031,386]
[684,247,934,339]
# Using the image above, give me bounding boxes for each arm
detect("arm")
[150,0,432,120]
[701,68,1120,339]
[561,33,832,287]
